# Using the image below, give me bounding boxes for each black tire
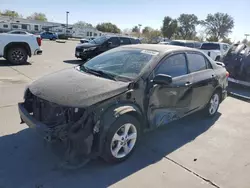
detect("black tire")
[7,47,28,65]
[203,90,221,117]
[101,114,140,163]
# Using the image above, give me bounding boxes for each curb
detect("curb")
[56,40,67,43]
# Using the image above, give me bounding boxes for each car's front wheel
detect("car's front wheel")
[204,91,220,117]
[102,115,140,163]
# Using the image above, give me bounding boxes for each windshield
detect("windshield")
[80,48,157,80]
[89,36,107,44]
[201,43,220,50]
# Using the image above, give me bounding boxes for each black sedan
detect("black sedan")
[18,44,228,167]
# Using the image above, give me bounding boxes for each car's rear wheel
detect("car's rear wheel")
[101,115,140,163]
[7,47,28,65]
[204,91,220,117]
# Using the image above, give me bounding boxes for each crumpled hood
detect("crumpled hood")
[76,43,99,48]
[29,68,129,107]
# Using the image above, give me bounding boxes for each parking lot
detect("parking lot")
[0,40,250,188]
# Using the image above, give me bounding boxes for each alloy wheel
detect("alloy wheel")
[110,123,137,159]
[209,93,219,115]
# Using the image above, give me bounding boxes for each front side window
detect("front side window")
[187,53,207,73]
[109,37,120,46]
[155,53,188,77]
[81,48,157,80]
[89,36,107,44]
[185,43,194,48]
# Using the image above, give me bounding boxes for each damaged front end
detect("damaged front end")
[19,88,100,168]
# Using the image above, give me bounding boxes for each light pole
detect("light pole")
[66,11,69,35]
[245,34,250,40]
[138,24,142,38]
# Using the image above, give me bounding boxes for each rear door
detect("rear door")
[120,37,131,46]
[147,53,193,128]
[186,52,216,110]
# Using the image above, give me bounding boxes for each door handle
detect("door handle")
[185,81,192,86]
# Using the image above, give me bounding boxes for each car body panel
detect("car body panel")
[40,32,58,40]
[29,68,129,108]
[18,44,228,165]
[0,33,42,57]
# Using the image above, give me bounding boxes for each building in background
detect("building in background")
[0,15,104,39]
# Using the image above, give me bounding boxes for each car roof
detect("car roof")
[120,44,199,54]
[171,40,197,43]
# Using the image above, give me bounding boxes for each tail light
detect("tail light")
[36,37,42,46]
[226,71,230,77]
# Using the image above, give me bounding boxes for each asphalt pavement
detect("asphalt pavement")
[0,40,250,188]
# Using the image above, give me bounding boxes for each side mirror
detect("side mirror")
[153,74,172,85]
[107,41,112,46]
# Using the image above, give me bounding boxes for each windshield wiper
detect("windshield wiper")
[84,67,117,81]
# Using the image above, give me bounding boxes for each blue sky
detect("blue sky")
[1,0,250,41]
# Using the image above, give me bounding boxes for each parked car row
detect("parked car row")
[75,35,141,61]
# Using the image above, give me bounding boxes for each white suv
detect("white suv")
[200,42,230,61]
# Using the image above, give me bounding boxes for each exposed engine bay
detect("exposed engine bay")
[21,89,100,168]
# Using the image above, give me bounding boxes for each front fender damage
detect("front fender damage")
[46,107,100,169]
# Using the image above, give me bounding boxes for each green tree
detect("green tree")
[142,26,153,34]
[145,29,162,43]
[0,10,20,18]
[132,26,140,33]
[96,22,121,33]
[242,38,248,44]
[177,14,199,39]
[161,16,178,39]
[27,12,47,21]
[201,12,234,41]
[222,38,232,44]
[73,21,93,28]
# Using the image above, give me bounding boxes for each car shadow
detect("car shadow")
[0,59,32,67]
[0,112,221,188]
[63,59,85,65]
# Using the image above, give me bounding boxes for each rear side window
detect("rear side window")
[185,43,194,48]
[120,37,131,45]
[155,53,188,77]
[131,38,141,44]
[109,37,120,45]
[200,43,220,50]
[187,53,207,73]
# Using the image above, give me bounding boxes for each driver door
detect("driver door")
[147,53,193,128]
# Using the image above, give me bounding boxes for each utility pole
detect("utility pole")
[245,34,250,40]
[66,11,69,35]
[138,24,142,38]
